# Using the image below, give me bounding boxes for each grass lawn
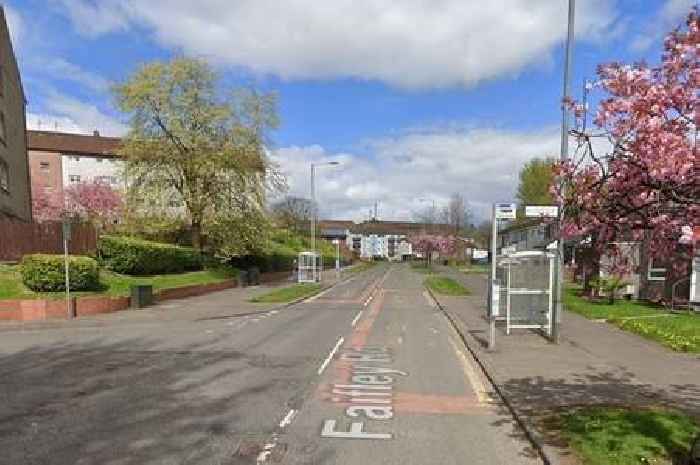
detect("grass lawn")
[249,283,323,303]
[556,406,698,465]
[0,264,237,300]
[458,264,490,274]
[564,285,700,353]
[424,276,471,296]
[611,315,700,353]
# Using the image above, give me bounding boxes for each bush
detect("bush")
[99,236,202,275]
[21,254,100,292]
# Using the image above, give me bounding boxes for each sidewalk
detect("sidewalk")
[0,273,337,332]
[431,266,700,463]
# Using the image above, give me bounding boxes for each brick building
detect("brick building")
[0,7,31,222]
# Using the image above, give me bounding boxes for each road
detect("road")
[0,264,541,465]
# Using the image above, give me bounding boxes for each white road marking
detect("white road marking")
[318,336,345,375]
[279,409,297,428]
[448,336,491,403]
[351,310,363,327]
[270,310,279,315]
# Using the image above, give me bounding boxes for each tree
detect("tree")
[65,181,123,227]
[555,8,699,276]
[31,186,63,223]
[408,234,457,267]
[516,158,556,211]
[447,193,471,235]
[114,58,282,253]
[271,196,313,234]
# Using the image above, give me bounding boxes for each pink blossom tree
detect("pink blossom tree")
[555,8,699,280]
[31,186,63,223]
[409,234,457,267]
[65,181,123,228]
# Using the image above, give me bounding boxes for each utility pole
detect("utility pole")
[553,0,576,344]
[310,164,316,252]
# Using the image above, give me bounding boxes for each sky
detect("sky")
[5,0,697,222]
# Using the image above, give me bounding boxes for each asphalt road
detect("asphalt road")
[0,264,541,465]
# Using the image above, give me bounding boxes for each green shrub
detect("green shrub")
[99,236,202,275]
[21,254,100,292]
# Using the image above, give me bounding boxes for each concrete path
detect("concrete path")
[0,263,540,465]
[431,265,700,463]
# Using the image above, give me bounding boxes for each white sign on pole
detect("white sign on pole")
[525,205,559,218]
[495,203,517,219]
[472,249,488,260]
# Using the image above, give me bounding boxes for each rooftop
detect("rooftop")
[27,130,122,157]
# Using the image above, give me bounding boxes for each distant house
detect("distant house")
[27,130,124,209]
[0,7,31,222]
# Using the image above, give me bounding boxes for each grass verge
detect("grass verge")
[458,265,490,274]
[564,285,700,353]
[554,406,698,465]
[0,264,237,300]
[424,276,471,296]
[610,315,700,353]
[250,283,323,303]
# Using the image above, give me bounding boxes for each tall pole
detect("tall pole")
[553,0,576,344]
[489,204,498,350]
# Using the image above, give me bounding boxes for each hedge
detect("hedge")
[21,254,100,292]
[98,236,202,275]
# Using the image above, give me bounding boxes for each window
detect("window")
[39,161,50,171]
[69,175,81,183]
[648,257,666,281]
[0,159,8,192]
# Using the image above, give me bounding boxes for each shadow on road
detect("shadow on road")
[0,334,301,465]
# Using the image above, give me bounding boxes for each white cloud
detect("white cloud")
[271,126,613,222]
[630,0,696,51]
[56,0,620,89]
[27,91,127,136]
[4,4,23,44]
[37,58,112,93]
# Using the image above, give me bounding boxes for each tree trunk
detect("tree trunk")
[192,220,202,252]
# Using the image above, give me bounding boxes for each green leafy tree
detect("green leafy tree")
[516,158,556,212]
[114,58,283,254]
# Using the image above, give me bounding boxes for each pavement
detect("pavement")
[0,263,541,465]
[430,265,700,464]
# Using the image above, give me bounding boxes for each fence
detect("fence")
[0,221,97,262]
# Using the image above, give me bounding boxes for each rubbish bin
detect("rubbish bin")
[248,267,261,285]
[131,284,153,308]
[238,270,249,288]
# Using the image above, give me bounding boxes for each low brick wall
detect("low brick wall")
[0,270,287,322]
[154,280,237,302]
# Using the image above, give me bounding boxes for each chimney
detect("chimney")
[93,130,100,137]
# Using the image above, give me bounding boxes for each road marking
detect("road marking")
[279,409,297,428]
[448,336,490,403]
[318,336,345,375]
[351,310,363,327]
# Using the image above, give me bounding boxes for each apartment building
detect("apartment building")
[0,7,31,222]
[27,130,123,207]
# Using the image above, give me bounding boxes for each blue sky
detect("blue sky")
[5,0,695,220]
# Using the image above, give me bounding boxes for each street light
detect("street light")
[310,161,341,253]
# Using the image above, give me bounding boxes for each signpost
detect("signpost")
[62,219,72,319]
[489,202,517,350]
[332,239,340,278]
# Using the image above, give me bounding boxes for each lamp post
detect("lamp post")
[310,161,341,253]
[553,0,576,344]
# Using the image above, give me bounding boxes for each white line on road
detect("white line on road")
[351,310,363,328]
[318,336,345,375]
[279,409,297,428]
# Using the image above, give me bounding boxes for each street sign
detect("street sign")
[495,203,517,220]
[525,205,559,218]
